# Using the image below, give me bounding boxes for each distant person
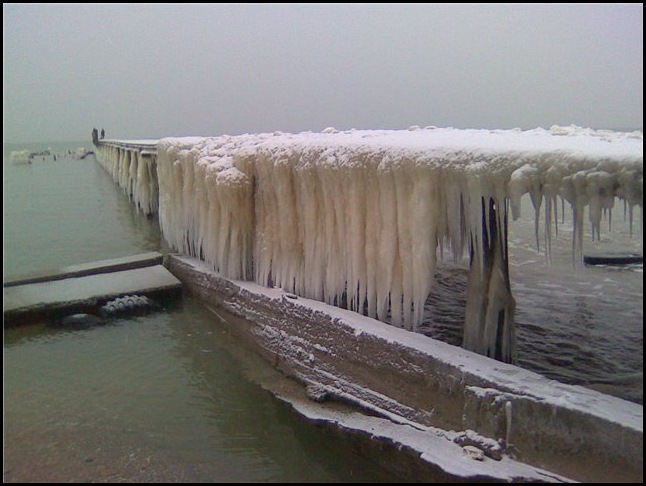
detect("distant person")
[92,128,99,146]
[101,128,105,139]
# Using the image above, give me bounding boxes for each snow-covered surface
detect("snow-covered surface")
[100,139,159,147]
[277,287,641,431]
[4,251,163,287]
[97,126,642,361]
[281,394,572,482]
[150,125,642,354]
[174,253,642,482]
[4,265,181,313]
[9,150,32,164]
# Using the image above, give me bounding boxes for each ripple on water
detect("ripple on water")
[419,257,642,404]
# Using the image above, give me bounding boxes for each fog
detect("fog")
[3,3,643,143]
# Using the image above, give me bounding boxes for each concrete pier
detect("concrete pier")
[94,139,160,216]
[92,135,642,482]
[4,251,164,287]
[3,252,182,326]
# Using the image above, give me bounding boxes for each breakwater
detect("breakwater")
[94,128,643,482]
[94,139,159,216]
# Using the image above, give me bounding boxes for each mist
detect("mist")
[3,3,643,143]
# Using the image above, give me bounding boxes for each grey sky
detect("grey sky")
[3,3,643,143]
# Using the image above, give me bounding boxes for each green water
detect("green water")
[3,142,163,278]
[4,299,405,482]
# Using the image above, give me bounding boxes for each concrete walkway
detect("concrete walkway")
[4,253,182,325]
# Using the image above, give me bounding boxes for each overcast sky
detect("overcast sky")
[3,3,643,143]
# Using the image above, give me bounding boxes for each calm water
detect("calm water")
[3,141,643,481]
[3,142,164,277]
[3,143,404,483]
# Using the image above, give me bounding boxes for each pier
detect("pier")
[3,252,182,326]
[91,131,643,482]
[94,139,160,216]
[40,130,644,481]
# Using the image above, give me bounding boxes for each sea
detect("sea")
[3,140,643,482]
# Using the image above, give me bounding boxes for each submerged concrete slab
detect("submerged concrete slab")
[4,264,181,325]
[168,254,642,483]
[4,252,164,287]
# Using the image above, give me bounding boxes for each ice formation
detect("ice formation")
[95,126,643,363]
[96,144,160,215]
[10,150,32,164]
[9,148,53,164]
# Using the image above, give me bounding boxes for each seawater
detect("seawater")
[3,141,643,480]
[3,143,403,483]
[422,195,643,404]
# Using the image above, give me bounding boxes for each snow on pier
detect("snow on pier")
[94,139,160,216]
[94,126,643,363]
[3,252,181,326]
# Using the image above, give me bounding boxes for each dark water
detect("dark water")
[421,195,643,404]
[3,143,403,483]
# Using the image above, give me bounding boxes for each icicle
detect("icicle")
[544,195,552,263]
[463,195,516,363]
[128,150,138,200]
[586,171,614,242]
[508,164,543,251]
[543,165,563,260]
[617,169,642,238]
[376,165,397,321]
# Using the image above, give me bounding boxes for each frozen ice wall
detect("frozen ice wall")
[95,143,160,216]
[10,150,32,164]
[151,126,642,363]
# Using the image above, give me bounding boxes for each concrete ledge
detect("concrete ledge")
[168,254,643,483]
[4,252,164,287]
[4,263,181,326]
